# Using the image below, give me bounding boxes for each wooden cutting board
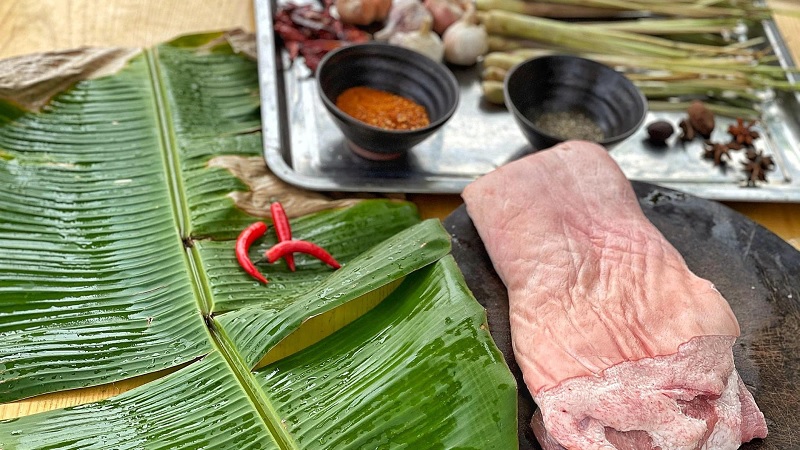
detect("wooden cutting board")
[444,180,800,450]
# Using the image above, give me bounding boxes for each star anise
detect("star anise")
[741,148,775,186]
[726,140,745,150]
[728,118,760,147]
[703,141,732,166]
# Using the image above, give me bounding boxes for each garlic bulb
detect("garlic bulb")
[374,0,432,41]
[389,16,444,62]
[442,6,487,66]
[424,0,466,35]
[335,0,392,26]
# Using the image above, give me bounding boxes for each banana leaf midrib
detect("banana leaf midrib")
[211,319,300,450]
[146,44,297,446]
[146,48,190,237]
[152,41,338,449]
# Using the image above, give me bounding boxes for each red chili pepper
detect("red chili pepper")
[236,222,268,284]
[270,202,295,272]
[265,239,341,270]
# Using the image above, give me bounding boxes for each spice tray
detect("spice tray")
[256,0,800,201]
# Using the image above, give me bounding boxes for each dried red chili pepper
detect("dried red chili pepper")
[265,240,341,270]
[270,202,295,272]
[273,1,369,72]
[236,222,268,284]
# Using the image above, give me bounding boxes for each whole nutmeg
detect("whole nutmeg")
[646,120,674,145]
[687,100,715,139]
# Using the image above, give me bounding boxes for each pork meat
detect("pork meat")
[462,141,767,450]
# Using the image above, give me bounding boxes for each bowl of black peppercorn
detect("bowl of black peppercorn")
[504,55,648,151]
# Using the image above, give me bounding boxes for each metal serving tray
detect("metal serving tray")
[256,0,800,201]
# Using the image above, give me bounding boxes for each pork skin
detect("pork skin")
[462,141,767,449]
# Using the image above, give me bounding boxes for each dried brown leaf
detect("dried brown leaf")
[0,47,140,111]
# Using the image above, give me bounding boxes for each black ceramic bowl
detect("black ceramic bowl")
[504,54,648,150]
[316,43,459,160]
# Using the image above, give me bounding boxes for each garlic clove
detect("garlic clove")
[375,0,432,41]
[388,16,444,62]
[335,0,393,26]
[442,6,488,66]
[424,0,467,35]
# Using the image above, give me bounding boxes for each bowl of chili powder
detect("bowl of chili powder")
[316,42,460,160]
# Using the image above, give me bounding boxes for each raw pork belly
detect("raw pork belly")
[462,141,767,449]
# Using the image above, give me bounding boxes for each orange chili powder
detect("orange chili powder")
[335,86,430,131]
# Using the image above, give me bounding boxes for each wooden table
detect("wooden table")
[1,0,799,420]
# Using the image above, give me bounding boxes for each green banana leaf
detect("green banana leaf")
[0,31,516,447]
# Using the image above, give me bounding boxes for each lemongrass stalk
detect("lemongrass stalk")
[487,35,523,52]
[625,73,709,82]
[482,51,786,98]
[747,76,800,90]
[728,36,766,49]
[757,54,779,65]
[499,44,798,83]
[484,49,747,82]
[481,0,604,15]
[506,47,746,65]
[583,56,754,78]
[480,75,763,116]
[478,83,760,117]
[749,63,800,80]
[477,0,764,18]
[580,0,769,19]
[633,0,724,3]
[483,11,752,58]
[484,12,692,58]
[636,81,758,102]
[502,48,758,79]
[648,100,758,119]
[481,80,506,105]
[482,66,508,82]
[627,73,750,87]
[486,35,564,52]
[484,12,680,57]
[599,52,796,82]
[483,51,528,70]
[583,17,743,35]
[475,0,621,18]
